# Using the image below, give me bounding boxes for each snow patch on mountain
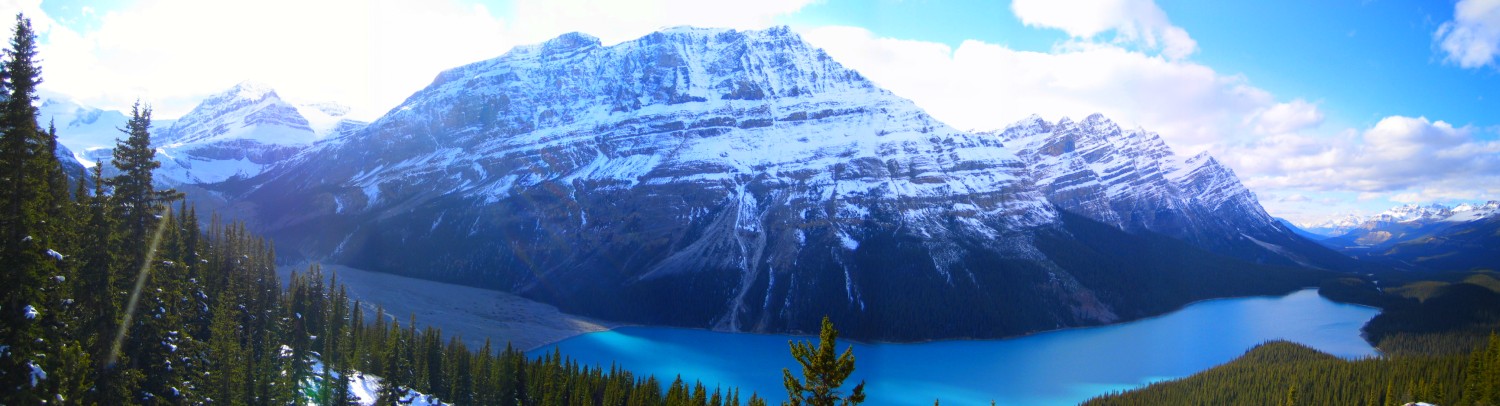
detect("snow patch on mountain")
[146,82,365,184]
[38,97,131,153]
[325,26,1056,232]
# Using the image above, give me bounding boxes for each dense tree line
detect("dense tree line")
[1084,335,1500,406]
[1090,274,1500,405]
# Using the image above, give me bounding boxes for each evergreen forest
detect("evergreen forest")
[0,13,786,405]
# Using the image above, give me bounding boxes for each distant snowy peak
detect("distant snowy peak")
[1299,214,1365,237]
[1372,201,1500,224]
[37,97,130,153]
[142,81,364,185]
[160,81,319,147]
[1304,200,1500,238]
[1446,201,1500,222]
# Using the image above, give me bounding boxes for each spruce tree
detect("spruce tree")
[0,13,59,404]
[206,293,248,406]
[376,320,412,404]
[782,317,866,406]
[110,100,179,257]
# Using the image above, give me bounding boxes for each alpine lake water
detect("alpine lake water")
[528,289,1379,405]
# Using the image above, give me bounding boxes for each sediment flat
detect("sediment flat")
[279,263,615,351]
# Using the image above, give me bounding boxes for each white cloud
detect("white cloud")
[801,25,1272,152]
[1436,0,1500,68]
[1247,99,1324,135]
[6,0,814,120]
[1279,194,1310,203]
[797,25,1495,212]
[11,0,512,120]
[1011,0,1197,59]
[1228,116,1500,202]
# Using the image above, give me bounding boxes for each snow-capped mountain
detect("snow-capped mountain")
[1367,202,1500,224]
[1299,214,1364,238]
[37,97,130,167]
[991,114,1354,270]
[1319,201,1500,249]
[1376,209,1500,272]
[39,84,366,186]
[148,81,367,184]
[225,26,1321,341]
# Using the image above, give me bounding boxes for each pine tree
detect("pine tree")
[377,320,412,404]
[0,13,60,404]
[77,163,119,357]
[667,376,688,406]
[206,293,248,406]
[747,393,768,406]
[110,100,178,258]
[693,381,709,406]
[782,316,866,406]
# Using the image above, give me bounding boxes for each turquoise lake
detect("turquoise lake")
[529,289,1379,405]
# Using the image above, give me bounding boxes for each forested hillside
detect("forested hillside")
[1088,274,1500,405]
[0,13,774,405]
[1085,337,1500,406]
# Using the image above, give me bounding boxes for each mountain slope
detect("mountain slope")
[1370,215,1500,272]
[992,115,1359,271]
[226,27,1323,340]
[1278,218,1325,241]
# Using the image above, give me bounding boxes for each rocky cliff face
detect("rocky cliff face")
[222,27,1322,340]
[992,114,1355,271]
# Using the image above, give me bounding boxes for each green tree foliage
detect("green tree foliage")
[1092,274,1500,406]
[109,100,179,257]
[1085,338,1498,406]
[0,13,77,404]
[782,316,866,406]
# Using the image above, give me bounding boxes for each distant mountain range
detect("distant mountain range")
[45,26,1358,340]
[42,82,366,183]
[1299,202,1500,241]
[1289,202,1500,272]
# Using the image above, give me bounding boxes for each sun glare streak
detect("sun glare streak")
[105,207,172,367]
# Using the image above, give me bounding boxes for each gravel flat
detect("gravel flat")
[279,263,616,351]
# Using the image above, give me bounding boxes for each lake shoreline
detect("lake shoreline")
[532,286,1373,351]
[283,262,1382,355]
[534,287,1381,406]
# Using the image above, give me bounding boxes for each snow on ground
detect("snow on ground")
[308,358,450,406]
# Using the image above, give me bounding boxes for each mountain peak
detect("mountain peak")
[1079,113,1123,137]
[1184,151,1218,166]
[224,80,279,101]
[538,31,602,55]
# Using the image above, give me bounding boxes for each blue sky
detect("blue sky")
[11,0,1500,223]
[779,0,1498,137]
